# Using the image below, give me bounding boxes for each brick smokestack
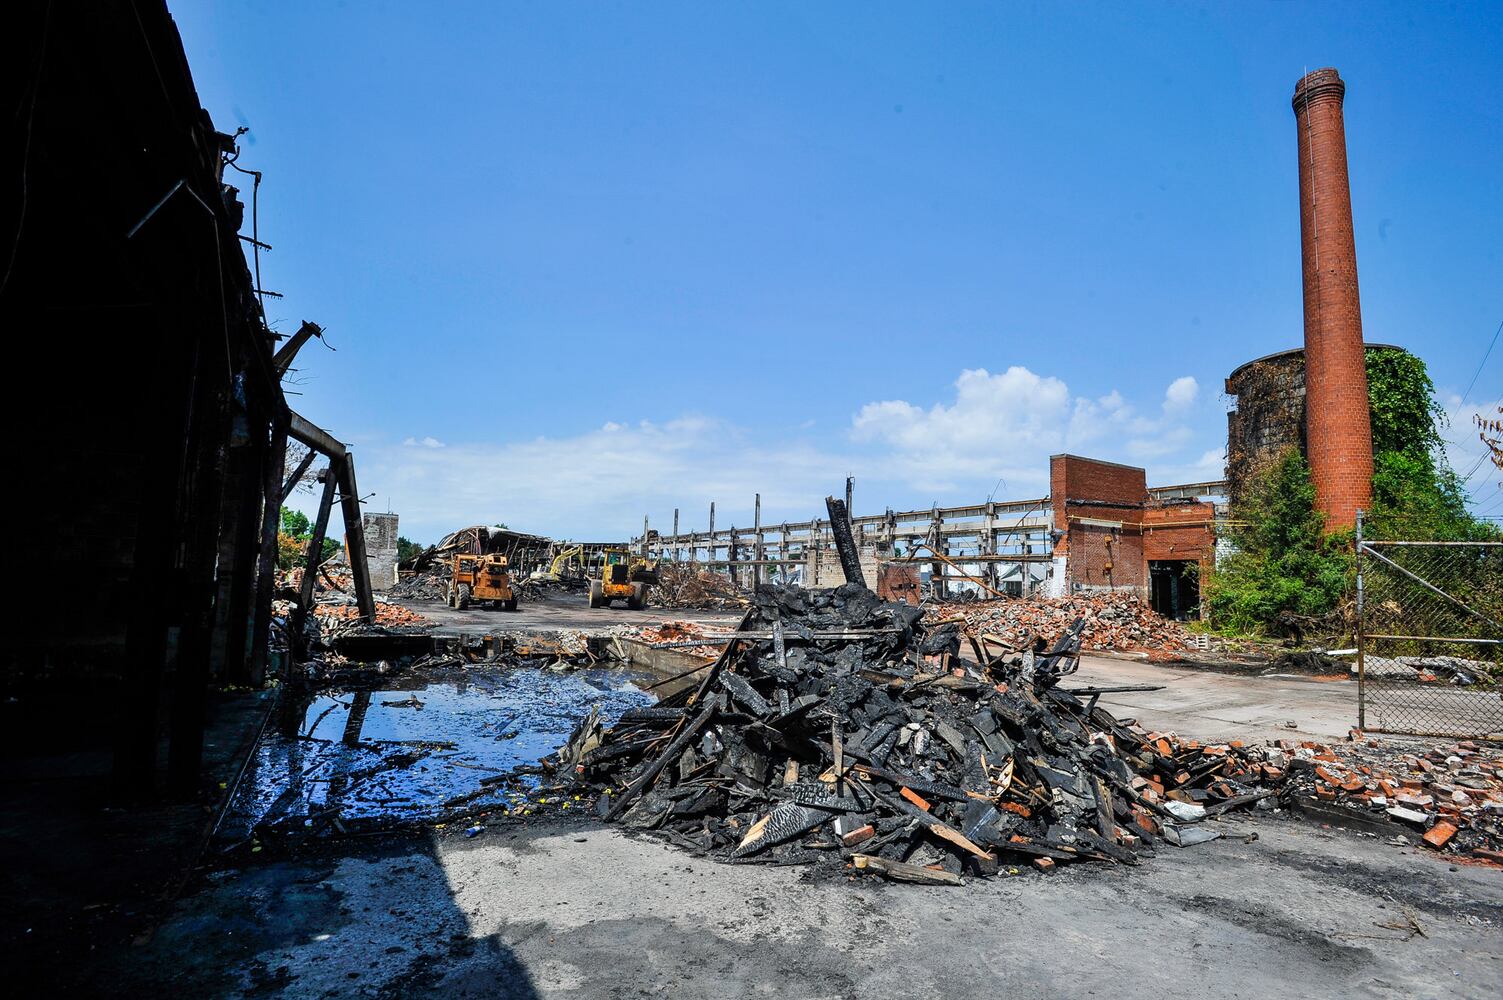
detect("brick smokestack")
[1293,68,1373,531]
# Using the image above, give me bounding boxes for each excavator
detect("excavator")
[529,544,583,584]
[587,549,660,610]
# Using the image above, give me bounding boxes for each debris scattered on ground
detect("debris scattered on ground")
[564,582,1281,884]
[389,566,451,602]
[649,563,747,610]
[313,601,433,628]
[1360,654,1500,687]
[929,592,1199,655]
[1289,735,1503,861]
[630,620,719,646]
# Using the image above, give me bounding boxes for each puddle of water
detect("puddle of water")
[221,665,655,841]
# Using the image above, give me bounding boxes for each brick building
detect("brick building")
[1047,455,1215,619]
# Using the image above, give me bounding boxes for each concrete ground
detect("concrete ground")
[111,810,1501,999]
[396,594,744,635]
[84,650,1503,999]
[43,619,1503,997]
[1074,655,1362,744]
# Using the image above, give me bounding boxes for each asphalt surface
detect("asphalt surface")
[1074,655,1362,744]
[115,812,1502,999]
[67,601,1502,998]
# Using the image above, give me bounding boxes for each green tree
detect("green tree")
[1363,349,1494,541]
[397,536,424,563]
[1205,450,1353,636]
[281,506,311,538]
[277,506,341,569]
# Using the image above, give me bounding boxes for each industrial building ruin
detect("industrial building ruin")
[1225,343,1406,503]
[4,5,1499,994]
[635,455,1220,620]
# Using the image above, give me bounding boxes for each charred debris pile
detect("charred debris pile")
[562,583,1281,884]
[648,563,748,610]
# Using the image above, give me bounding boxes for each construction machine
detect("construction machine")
[449,553,519,611]
[529,544,583,583]
[587,549,660,610]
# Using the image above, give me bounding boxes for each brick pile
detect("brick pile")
[313,601,433,629]
[929,593,1195,654]
[630,620,716,645]
[1289,736,1503,862]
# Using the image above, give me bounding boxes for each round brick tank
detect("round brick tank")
[1225,344,1406,508]
[1293,67,1373,530]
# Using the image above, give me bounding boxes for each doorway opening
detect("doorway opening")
[1149,560,1200,621]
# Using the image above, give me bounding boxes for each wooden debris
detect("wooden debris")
[571,581,1294,884]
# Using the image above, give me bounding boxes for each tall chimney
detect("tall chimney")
[1293,68,1373,531]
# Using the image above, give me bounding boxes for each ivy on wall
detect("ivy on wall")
[1206,349,1494,636]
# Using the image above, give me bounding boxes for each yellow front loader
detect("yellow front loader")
[587,549,659,610]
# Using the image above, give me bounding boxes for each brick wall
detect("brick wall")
[1143,501,1215,566]
[1050,455,1148,593]
[1049,457,1216,596]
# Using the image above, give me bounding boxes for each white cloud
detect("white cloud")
[323,367,1224,543]
[1440,393,1503,506]
[352,417,841,543]
[1164,376,1199,412]
[850,366,1212,493]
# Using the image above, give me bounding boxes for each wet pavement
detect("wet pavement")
[220,665,656,842]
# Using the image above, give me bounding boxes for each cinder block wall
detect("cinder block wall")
[362,513,400,590]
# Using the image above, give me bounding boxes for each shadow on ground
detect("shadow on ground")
[97,829,542,999]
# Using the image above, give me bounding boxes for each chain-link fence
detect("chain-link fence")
[1356,521,1503,738]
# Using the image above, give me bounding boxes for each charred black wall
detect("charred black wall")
[1,1,286,797]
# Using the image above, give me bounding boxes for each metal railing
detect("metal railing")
[1355,513,1503,738]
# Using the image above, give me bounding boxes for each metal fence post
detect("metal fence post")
[1355,509,1366,731]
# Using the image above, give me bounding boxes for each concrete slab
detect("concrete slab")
[113,813,1503,999]
[1072,655,1363,744]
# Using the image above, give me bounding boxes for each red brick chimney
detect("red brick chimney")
[1293,68,1373,531]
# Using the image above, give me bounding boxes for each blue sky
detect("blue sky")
[172,1,1503,542]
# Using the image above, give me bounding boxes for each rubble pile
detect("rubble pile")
[1291,737,1503,860]
[276,563,357,596]
[514,574,588,602]
[630,620,717,645]
[313,601,433,628]
[388,567,450,602]
[930,592,1196,655]
[649,563,747,610]
[563,583,1274,884]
